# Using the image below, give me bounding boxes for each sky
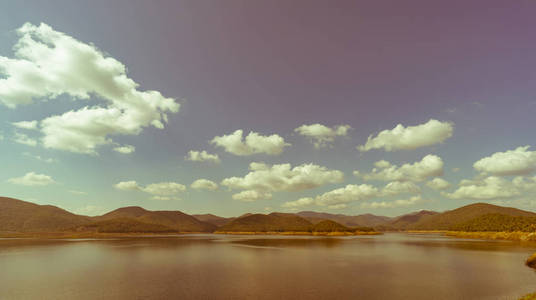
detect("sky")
[1,0,535,217]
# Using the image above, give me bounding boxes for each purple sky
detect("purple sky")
[1,0,535,217]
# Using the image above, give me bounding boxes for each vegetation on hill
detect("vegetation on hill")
[297,211,391,227]
[451,214,536,232]
[218,213,313,232]
[75,218,178,233]
[99,206,216,232]
[389,210,438,230]
[0,197,90,232]
[312,220,353,232]
[409,203,536,231]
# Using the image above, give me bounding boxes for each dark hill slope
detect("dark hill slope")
[218,213,313,232]
[389,210,439,230]
[410,203,536,230]
[98,206,216,232]
[0,197,90,232]
[296,211,391,227]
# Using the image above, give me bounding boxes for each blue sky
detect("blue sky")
[1,0,535,217]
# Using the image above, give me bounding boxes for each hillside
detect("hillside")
[389,210,439,230]
[217,212,314,232]
[410,203,536,230]
[450,214,536,232]
[311,220,353,232]
[98,207,216,232]
[75,218,178,233]
[296,211,392,227]
[192,214,234,227]
[0,197,90,232]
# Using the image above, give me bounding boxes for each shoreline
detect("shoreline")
[213,231,382,236]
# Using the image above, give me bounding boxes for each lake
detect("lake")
[0,233,535,299]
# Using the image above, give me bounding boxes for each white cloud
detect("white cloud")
[316,184,380,207]
[232,190,272,202]
[8,172,55,186]
[426,178,451,190]
[444,176,523,200]
[361,196,423,209]
[113,145,135,154]
[68,190,87,195]
[0,23,179,154]
[357,119,453,152]
[294,123,351,148]
[13,132,37,146]
[281,197,314,208]
[12,120,38,130]
[114,180,185,200]
[186,150,220,164]
[211,129,289,156]
[358,154,444,182]
[191,179,218,191]
[72,205,106,216]
[221,162,344,194]
[381,181,421,196]
[473,146,536,176]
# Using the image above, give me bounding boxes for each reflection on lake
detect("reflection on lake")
[0,233,535,299]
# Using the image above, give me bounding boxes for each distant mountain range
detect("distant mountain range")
[2,196,536,235]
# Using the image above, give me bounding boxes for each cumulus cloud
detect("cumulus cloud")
[113,145,135,154]
[191,179,218,191]
[12,120,38,130]
[473,146,536,176]
[281,197,314,209]
[358,154,444,182]
[294,123,351,148]
[0,23,179,154]
[381,181,421,196]
[186,150,220,164]
[232,190,272,202]
[211,130,289,156]
[361,196,423,209]
[316,184,380,207]
[221,162,344,195]
[357,119,453,152]
[114,180,186,200]
[13,132,37,146]
[426,178,451,190]
[443,176,524,200]
[8,172,55,186]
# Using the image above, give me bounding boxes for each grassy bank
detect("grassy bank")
[443,231,536,242]
[214,231,382,236]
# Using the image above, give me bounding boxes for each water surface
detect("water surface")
[0,233,535,299]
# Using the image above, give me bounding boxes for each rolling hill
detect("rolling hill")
[192,214,234,227]
[217,212,314,232]
[0,197,90,232]
[296,211,392,227]
[409,203,536,230]
[98,206,217,232]
[388,210,439,230]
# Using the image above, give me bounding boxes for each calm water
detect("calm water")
[0,233,535,300]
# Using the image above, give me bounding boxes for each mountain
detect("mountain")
[450,214,536,232]
[0,197,90,232]
[192,214,234,227]
[410,203,536,230]
[217,212,314,232]
[98,206,217,232]
[296,211,392,227]
[311,220,353,232]
[389,210,439,230]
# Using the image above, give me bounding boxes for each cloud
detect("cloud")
[72,205,106,216]
[426,178,451,190]
[232,190,272,202]
[113,145,135,154]
[221,162,344,194]
[12,120,38,130]
[473,146,536,176]
[13,132,37,146]
[381,181,421,196]
[68,190,87,195]
[358,154,444,182]
[316,184,380,207]
[186,150,220,164]
[361,196,423,209]
[211,129,289,156]
[191,179,218,191]
[114,180,185,200]
[0,23,179,154]
[294,123,351,148]
[281,197,314,209]
[357,119,453,152]
[8,172,55,186]
[22,152,56,163]
[443,176,524,200]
